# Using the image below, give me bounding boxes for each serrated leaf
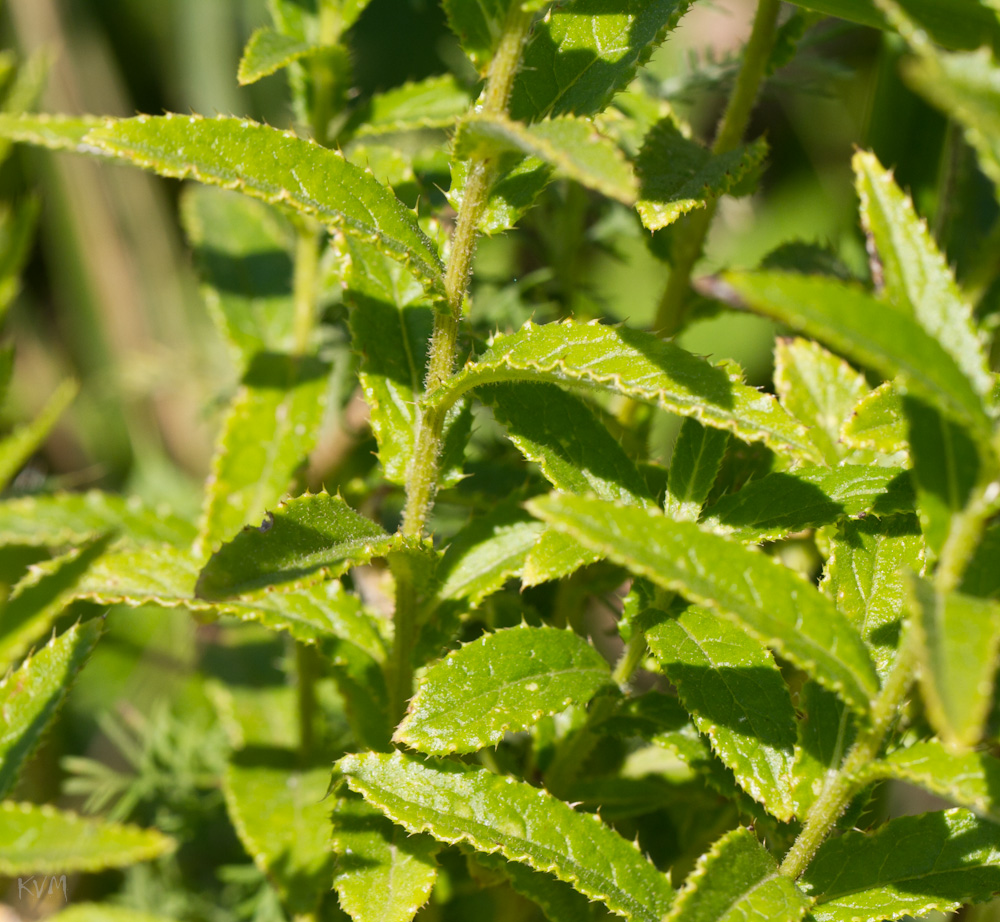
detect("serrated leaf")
[426,321,818,462]
[521,528,601,588]
[396,625,612,754]
[636,120,767,232]
[645,607,797,821]
[0,536,112,669]
[0,113,105,151]
[840,382,907,455]
[664,418,729,522]
[196,492,392,600]
[222,752,335,916]
[456,115,638,204]
[910,576,1000,750]
[238,27,326,85]
[700,464,913,544]
[0,114,444,287]
[527,494,880,715]
[0,492,195,549]
[483,383,651,504]
[774,338,869,466]
[0,378,76,491]
[198,354,330,558]
[722,271,993,441]
[792,681,855,817]
[0,801,174,874]
[866,740,1000,822]
[355,74,470,137]
[332,795,439,922]
[337,751,675,922]
[666,827,809,922]
[801,808,1000,922]
[180,186,295,361]
[0,619,102,797]
[45,906,177,922]
[822,515,924,680]
[442,0,516,73]
[853,149,993,404]
[448,152,553,235]
[509,0,691,121]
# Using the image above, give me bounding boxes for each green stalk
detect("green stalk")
[292,223,322,355]
[653,0,782,336]
[296,642,319,762]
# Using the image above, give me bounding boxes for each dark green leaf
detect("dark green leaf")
[338,751,675,922]
[396,625,613,754]
[527,494,880,714]
[442,0,516,72]
[792,681,855,817]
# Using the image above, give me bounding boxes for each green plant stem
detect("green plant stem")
[388,550,421,724]
[295,642,319,762]
[292,224,321,355]
[612,630,647,686]
[653,0,782,336]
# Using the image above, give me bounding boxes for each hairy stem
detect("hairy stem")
[654,0,782,336]
[292,223,322,355]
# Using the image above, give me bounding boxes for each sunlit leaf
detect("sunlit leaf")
[442,0,518,73]
[664,419,729,523]
[45,906,176,922]
[354,74,470,136]
[840,382,908,455]
[521,528,601,588]
[0,379,76,491]
[792,681,855,817]
[238,27,326,85]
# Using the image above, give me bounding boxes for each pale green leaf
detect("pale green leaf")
[223,753,335,916]
[840,382,907,455]
[866,740,1000,822]
[0,196,39,320]
[0,536,111,669]
[521,529,601,588]
[822,514,924,680]
[238,27,325,85]
[456,114,638,204]
[46,905,177,922]
[0,619,102,797]
[395,625,613,754]
[0,801,174,874]
[196,492,392,600]
[0,113,105,152]
[197,354,330,558]
[510,0,692,121]
[646,607,797,821]
[483,383,651,504]
[355,74,470,136]
[664,418,729,523]
[337,751,675,922]
[910,576,1000,750]
[0,492,195,549]
[722,271,993,441]
[332,795,439,922]
[853,149,993,404]
[700,464,913,544]
[637,120,767,232]
[802,808,1000,922]
[0,379,76,490]
[774,337,869,466]
[666,827,810,922]
[425,321,819,462]
[180,186,296,361]
[527,494,880,714]
[792,681,855,817]
[442,0,516,72]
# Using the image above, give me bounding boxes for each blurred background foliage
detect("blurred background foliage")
[0,0,991,918]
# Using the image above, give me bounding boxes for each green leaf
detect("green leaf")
[665,827,810,922]
[773,337,869,466]
[456,114,638,204]
[222,753,335,916]
[45,906,177,922]
[196,492,392,600]
[238,27,327,85]
[354,74,471,137]
[521,529,601,588]
[645,607,797,821]
[0,536,112,669]
[337,751,675,922]
[784,0,1000,51]
[0,114,444,287]
[722,271,993,441]
[664,419,729,523]
[866,740,1000,822]
[853,149,993,404]
[962,521,1000,600]
[0,379,76,491]
[792,681,855,817]
[0,113,105,152]
[395,625,613,754]
[822,515,924,680]
[0,196,39,320]
[426,321,819,462]
[510,0,692,121]
[198,354,331,558]
[0,619,102,797]
[636,120,767,232]
[840,382,908,455]
[910,576,1000,750]
[442,0,516,73]
[0,492,195,549]
[801,808,1000,922]
[0,801,174,874]
[483,383,651,504]
[527,494,880,714]
[449,152,554,235]
[180,186,295,361]
[700,464,913,544]
[332,795,439,922]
